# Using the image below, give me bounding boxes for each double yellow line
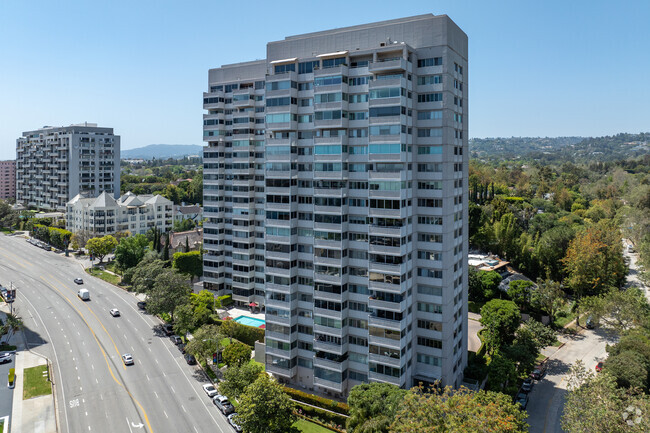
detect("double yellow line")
[42,275,154,433]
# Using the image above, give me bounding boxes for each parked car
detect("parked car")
[531,363,547,380]
[516,392,529,409]
[596,361,604,372]
[178,343,186,354]
[137,301,147,310]
[74,278,84,284]
[0,352,12,364]
[202,384,218,397]
[184,353,197,365]
[521,378,534,393]
[213,395,235,415]
[227,413,243,432]
[586,316,596,329]
[170,335,183,345]
[162,324,174,336]
[122,353,134,366]
[109,309,121,317]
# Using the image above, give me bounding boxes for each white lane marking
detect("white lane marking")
[116,323,120,329]
[163,410,168,419]
[95,379,98,384]
[170,386,175,393]
[153,391,159,399]
[91,364,94,370]
[194,427,199,433]
[146,374,150,381]
[124,334,127,340]
[85,411,88,416]
[181,404,187,413]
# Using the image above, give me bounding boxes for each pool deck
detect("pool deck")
[221,307,265,324]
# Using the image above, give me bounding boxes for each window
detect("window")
[418,93,443,103]
[417,57,443,67]
[266,113,296,123]
[369,143,401,154]
[417,353,441,366]
[266,80,297,91]
[417,146,443,154]
[369,125,400,136]
[274,63,295,74]
[369,106,401,117]
[349,77,370,86]
[349,94,369,103]
[417,336,442,349]
[314,76,346,87]
[322,57,346,68]
[417,110,443,120]
[417,302,442,314]
[298,60,319,74]
[314,92,345,103]
[417,75,443,85]
[369,88,403,99]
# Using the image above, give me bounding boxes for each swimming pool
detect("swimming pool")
[233,315,266,328]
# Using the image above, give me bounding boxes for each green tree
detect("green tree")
[189,290,216,327]
[172,251,202,282]
[114,234,150,271]
[479,270,502,300]
[391,386,528,433]
[605,350,649,391]
[172,303,195,336]
[145,269,191,321]
[508,280,534,311]
[86,235,118,263]
[163,232,170,261]
[562,361,650,433]
[535,225,575,280]
[346,382,407,433]
[131,258,167,293]
[218,362,264,400]
[0,200,19,228]
[222,341,252,367]
[468,267,484,302]
[185,324,222,361]
[532,278,566,323]
[486,353,518,392]
[480,299,521,355]
[0,314,24,342]
[237,374,297,433]
[582,287,650,334]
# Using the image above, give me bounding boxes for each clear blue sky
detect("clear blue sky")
[1,0,648,159]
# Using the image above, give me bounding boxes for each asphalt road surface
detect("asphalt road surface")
[0,234,234,433]
[0,347,14,431]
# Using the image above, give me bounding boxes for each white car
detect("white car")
[227,413,243,432]
[202,384,218,397]
[122,353,134,365]
[110,308,120,317]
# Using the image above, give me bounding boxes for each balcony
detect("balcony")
[368,296,405,312]
[313,376,346,393]
[368,371,403,386]
[368,58,408,74]
[266,363,297,379]
[369,353,402,368]
[313,356,347,372]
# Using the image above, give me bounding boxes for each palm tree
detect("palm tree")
[2,314,24,342]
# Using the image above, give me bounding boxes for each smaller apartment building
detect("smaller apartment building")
[66,191,173,237]
[0,161,16,199]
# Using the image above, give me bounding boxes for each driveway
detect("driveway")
[468,312,483,352]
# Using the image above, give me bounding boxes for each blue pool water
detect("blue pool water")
[233,315,266,328]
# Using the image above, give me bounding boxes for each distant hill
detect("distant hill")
[470,133,649,163]
[121,144,203,160]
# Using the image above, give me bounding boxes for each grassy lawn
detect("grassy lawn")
[294,418,337,433]
[86,267,121,285]
[23,365,52,399]
[1,418,4,433]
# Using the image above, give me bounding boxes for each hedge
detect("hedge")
[294,402,347,429]
[218,294,233,307]
[283,386,349,415]
[295,412,345,433]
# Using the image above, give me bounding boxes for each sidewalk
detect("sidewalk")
[1,308,57,433]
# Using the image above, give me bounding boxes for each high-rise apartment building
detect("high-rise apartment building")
[0,160,16,199]
[16,123,120,211]
[203,14,468,396]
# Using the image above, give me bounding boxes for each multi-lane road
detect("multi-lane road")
[0,234,233,433]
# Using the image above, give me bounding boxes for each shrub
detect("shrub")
[295,412,345,432]
[218,294,233,307]
[283,386,349,415]
[294,402,348,427]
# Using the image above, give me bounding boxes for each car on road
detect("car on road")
[521,378,534,393]
[137,301,147,310]
[0,352,12,364]
[531,363,546,380]
[122,353,134,366]
[170,335,183,345]
[213,395,235,415]
[596,361,604,372]
[162,324,174,336]
[109,308,121,317]
[516,392,529,409]
[77,288,90,301]
[74,278,84,284]
[184,353,197,365]
[202,384,218,397]
[227,413,243,432]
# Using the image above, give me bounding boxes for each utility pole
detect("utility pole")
[9,281,14,315]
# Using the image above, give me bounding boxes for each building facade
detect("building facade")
[203,14,468,396]
[0,160,16,199]
[66,191,173,237]
[16,124,120,211]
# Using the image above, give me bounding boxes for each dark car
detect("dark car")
[531,363,547,380]
[170,335,183,345]
[184,353,197,365]
[178,343,187,354]
[162,324,174,336]
[516,392,529,409]
[521,378,534,393]
[586,316,596,329]
[74,278,84,284]
[137,301,147,310]
[596,361,604,372]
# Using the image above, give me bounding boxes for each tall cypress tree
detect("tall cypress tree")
[163,232,170,261]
